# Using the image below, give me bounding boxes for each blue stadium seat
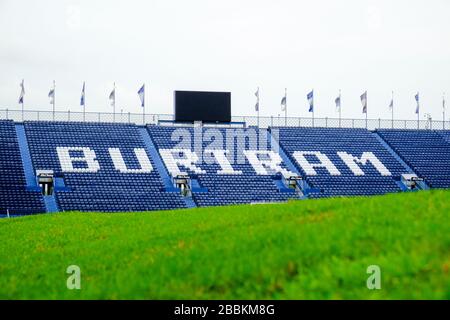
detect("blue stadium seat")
[377,129,450,188]
[2,120,448,214]
[275,127,408,198]
[24,121,187,212]
[0,120,45,215]
[147,125,298,207]
[438,131,450,144]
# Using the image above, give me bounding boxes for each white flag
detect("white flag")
[335,95,341,111]
[48,88,55,104]
[255,87,259,111]
[109,86,115,107]
[361,91,367,114]
[415,93,420,114]
[281,93,287,112]
[18,79,25,104]
[137,84,145,107]
[80,82,85,107]
[307,90,314,113]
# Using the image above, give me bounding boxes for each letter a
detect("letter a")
[66,265,81,290]
[366,265,381,290]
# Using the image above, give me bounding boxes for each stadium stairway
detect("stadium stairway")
[14,124,39,190]
[268,129,318,198]
[43,195,59,213]
[16,124,60,213]
[372,131,429,190]
[0,121,45,215]
[138,127,196,208]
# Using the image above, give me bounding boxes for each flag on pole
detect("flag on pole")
[109,86,115,107]
[255,88,259,111]
[18,79,25,104]
[307,90,314,112]
[281,94,287,112]
[415,93,420,114]
[138,84,145,107]
[48,87,55,105]
[335,95,341,111]
[361,91,367,114]
[443,94,446,111]
[80,82,85,107]
[389,96,394,110]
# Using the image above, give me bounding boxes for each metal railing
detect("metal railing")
[1,108,449,130]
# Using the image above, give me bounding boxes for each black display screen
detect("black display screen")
[174,91,231,123]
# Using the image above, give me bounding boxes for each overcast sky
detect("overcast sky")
[0,0,449,121]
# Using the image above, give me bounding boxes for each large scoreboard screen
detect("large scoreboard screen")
[174,91,231,123]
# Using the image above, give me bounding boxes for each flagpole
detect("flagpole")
[417,110,419,130]
[113,82,116,123]
[143,83,145,126]
[365,92,368,129]
[257,87,260,128]
[52,80,56,121]
[366,110,368,129]
[417,92,419,130]
[339,90,342,128]
[312,89,315,128]
[21,80,24,122]
[83,82,86,122]
[391,90,394,129]
[284,88,287,126]
[443,92,446,130]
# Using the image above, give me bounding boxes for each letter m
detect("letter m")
[337,151,391,176]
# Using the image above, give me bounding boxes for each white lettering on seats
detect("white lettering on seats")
[159,148,206,176]
[244,150,295,177]
[108,148,153,173]
[292,151,341,176]
[337,151,391,176]
[205,149,242,175]
[57,147,100,173]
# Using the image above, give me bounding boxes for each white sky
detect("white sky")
[0,0,449,121]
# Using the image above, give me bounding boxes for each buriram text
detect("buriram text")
[56,147,392,177]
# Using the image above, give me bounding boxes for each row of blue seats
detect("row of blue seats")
[0,120,45,214]
[147,125,298,207]
[274,127,407,196]
[376,129,450,188]
[1,120,449,214]
[24,121,187,212]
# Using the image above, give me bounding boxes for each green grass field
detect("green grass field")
[0,190,449,300]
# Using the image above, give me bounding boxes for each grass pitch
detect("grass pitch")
[0,190,449,299]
